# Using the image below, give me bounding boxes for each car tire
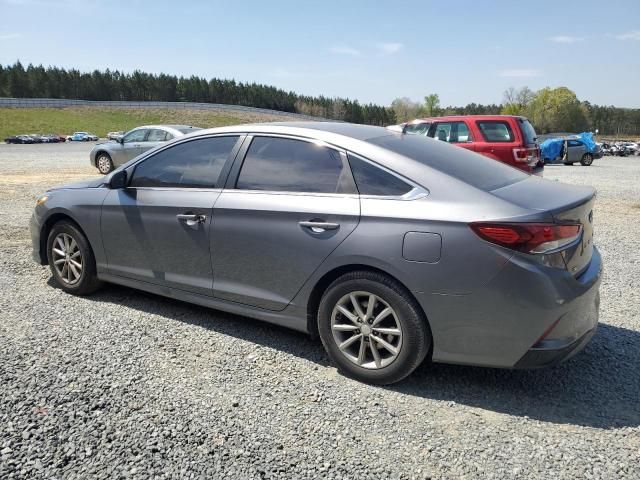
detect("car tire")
[580,153,593,166]
[318,271,431,385]
[47,220,102,296]
[96,153,114,174]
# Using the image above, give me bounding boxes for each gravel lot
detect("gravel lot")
[1,143,639,479]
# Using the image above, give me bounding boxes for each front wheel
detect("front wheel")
[96,153,114,174]
[580,153,593,166]
[47,220,102,295]
[318,271,431,385]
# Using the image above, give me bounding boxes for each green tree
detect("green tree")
[422,93,440,117]
[526,87,589,133]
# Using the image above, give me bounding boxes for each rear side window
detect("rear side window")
[348,154,412,196]
[477,121,514,142]
[236,137,350,194]
[368,134,528,191]
[146,129,169,142]
[130,136,239,188]
[518,118,538,144]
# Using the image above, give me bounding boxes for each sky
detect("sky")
[1,0,639,108]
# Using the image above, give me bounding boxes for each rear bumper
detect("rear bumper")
[514,326,596,369]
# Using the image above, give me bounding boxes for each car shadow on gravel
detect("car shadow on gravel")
[73,281,638,430]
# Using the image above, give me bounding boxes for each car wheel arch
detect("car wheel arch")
[305,264,431,344]
[39,213,90,265]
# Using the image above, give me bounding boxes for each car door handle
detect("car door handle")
[299,221,340,233]
[177,214,207,225]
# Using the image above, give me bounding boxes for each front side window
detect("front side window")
[477,121,515,142]
[129,136,239,188]
[146,129,169,142]
[236,137,349,194]
[123,129,147,143]
[348,154,412,196]
[431,122,471,143]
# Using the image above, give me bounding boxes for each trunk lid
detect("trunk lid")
[491,176,596,276]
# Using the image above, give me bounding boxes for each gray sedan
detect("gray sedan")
[31,122,601,384]
[90,125,201,174]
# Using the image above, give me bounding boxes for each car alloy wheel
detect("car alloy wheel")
[51,232,83,285]
[330,291,403,369]
[581,153,593,166]
[97,154,113,174]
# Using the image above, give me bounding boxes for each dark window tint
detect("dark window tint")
[431,122,471,143]
[146,129,168,142]
[236,137,348,193]
[348,154,412,196]
[477,121,515,142]
[404,122,431,135]
[567,140,582,147]
[123,129,147,143]
[518,118,538,144]
[368,134,528,191]
[130,136,238,188]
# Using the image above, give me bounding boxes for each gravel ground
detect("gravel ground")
[1,144,639,479]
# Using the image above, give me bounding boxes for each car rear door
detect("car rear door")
[101,135,242,295]
[474,119,519,164]
[211,135,360,311]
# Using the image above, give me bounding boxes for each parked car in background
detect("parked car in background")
[90,124,201,174]
[107,131,124,140]
[543,138,603,166]
[392,115,542,174]
[40,133,62,143]
[32,122,601,385]
[4,135,36,144]
[68,132,99,142]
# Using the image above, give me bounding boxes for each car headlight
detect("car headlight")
[36,195,49,206]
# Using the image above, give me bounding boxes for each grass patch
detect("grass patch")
[0,107,295,139]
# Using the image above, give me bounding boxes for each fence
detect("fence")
[0,97,324,121]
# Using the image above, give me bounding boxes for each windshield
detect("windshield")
[368,134,529,191]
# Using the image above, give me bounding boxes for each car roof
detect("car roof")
[416,115,528,122]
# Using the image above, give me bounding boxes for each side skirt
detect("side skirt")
[98,272,309,334]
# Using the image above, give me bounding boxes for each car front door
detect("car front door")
[567,140,585,162]
[211,135,360,311]
[100,135,242,295]
[116,128,149,165]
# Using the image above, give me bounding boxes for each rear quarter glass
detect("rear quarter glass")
[518,118,538,145]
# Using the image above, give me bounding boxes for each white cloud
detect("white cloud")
[548,35,584,43]
[377,42,404,55]
[499,69,541,78]
[615,30,640,40]
[0,33,21,40]
[329,45,360,56]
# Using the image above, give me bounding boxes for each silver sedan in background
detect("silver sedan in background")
[32,122,601,384]
[90,125,201,174]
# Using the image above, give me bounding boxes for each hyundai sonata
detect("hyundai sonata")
[31,122,601,384]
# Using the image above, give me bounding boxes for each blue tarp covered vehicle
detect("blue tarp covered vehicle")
[540,132,598,163]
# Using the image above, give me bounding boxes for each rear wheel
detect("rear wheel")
[47,221,102,295]
[96,153,114,174]
[580,153,593,166]
[318,271,431,385]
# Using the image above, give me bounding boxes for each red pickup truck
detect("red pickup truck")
[400,115,543,174]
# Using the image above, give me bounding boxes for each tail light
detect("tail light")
[470,222,582,254]
[513,147,540,165]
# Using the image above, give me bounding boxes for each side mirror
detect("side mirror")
[118,137,125,144]
[108,170,127,189]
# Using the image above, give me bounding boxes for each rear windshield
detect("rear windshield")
[368,134,529,191]
[518,118,538,144]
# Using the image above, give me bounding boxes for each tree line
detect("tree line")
[0,62,396,125]
[1,61,638,136]
[392,89,640,137]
